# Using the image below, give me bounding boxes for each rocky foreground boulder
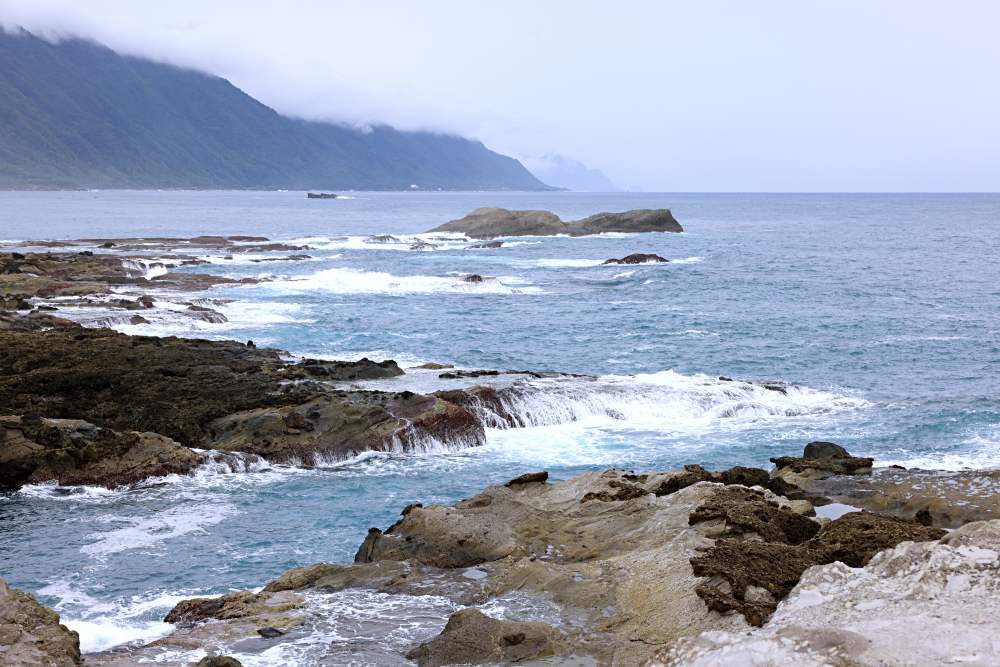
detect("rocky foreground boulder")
[428,207,683,239]
[82,459,968,666]
[656,519,1000,666]
[0,578,81,666]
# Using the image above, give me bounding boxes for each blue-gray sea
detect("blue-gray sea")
[1,190,999,660]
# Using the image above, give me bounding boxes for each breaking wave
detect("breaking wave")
[263,267,539,295]
[468,370,867,435]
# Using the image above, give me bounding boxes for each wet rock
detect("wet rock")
[461,274,484,283]
[365,234,399,243]
[0,415,202,491]
[469,240,504,249]
[803,440,851,459]
[410,241,438,251]
[256,627,284,638]
[429,207,682,238]
[687,486,820,544]
[0,578,81,666]
[771,441,873,485]
[206,391,483,466]
[295,357,403,381]
[128,315,149,325]
[164,591,302,626]
[137,295,155,308]
[602,253,668,264]
[405,608,559,667]
[186,305,228,323]
[194,658,242,667]
[506,471,548,487]
[412,362,455,370]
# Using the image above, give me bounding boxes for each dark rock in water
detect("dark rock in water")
[137,295,155,308]
[803,440,851,459]
[405,608,559,667]
[306,192,338,199]
[602,253,668,265]
[770,442,873,487]
[428,207,682,239]
[0,415,202,491]
[100,241,115,248]
[298,357,403,381]
[461,274,484,282]
[470,240,504,249]
[128,315,149,325]
[438,369,500,379]
[365,234,399,243]
[412,362,454,370]
[186,304,228,323]
[0,578,82,666]
[410,241,438,251]
[246,340,255,348]
[506,471,548,487]
[256,626,285,638]
[195,657,243,667]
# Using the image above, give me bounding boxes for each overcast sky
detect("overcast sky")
[2,1,998,191]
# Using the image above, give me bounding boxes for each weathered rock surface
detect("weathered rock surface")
[405,608,560,667]
[656,520,1000,667]
[0,578,81,666]
[83,462,969,665]
[796,466,1000,528]
[0,415,202,491]
[0,329,483,487]
[603,253,668,264]
[429,207,683,238]
[770,440,874,486]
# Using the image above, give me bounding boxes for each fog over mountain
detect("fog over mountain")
[1,1,999,191]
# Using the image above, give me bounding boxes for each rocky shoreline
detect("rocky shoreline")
[5,444,999,666]
[3,238,999,666]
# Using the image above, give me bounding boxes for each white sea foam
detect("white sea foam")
[671,256,705,263]
[40,582,197,653]
[120,258,169,280]
[879,425,1000,470]
[471,371,867,436]
[80,503,236,556]
[263,267,538,295]
[535,258,608,268]
[287,232,469,252]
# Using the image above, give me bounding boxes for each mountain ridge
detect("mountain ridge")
[0,29,550,191]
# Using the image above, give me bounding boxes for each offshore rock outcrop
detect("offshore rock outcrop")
[0,578,81,666]
[603,252,668,264]
[428,207,683,238]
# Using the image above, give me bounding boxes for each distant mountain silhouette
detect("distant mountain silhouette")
[523,154,618,191]
[0,29,549,191]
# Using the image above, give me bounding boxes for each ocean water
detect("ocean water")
[1,190,999,659]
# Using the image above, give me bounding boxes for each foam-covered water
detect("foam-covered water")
[2,190,999,662]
